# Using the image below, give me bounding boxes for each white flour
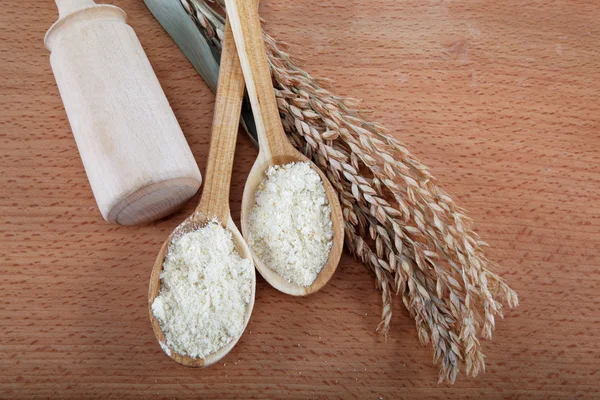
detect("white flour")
[248,162,333,286]
[151,221,253,359]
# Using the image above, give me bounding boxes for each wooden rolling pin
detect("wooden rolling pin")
[44,0,202,225]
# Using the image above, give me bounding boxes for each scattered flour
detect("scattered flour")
[151,221,253,359]
[247,162,333,286]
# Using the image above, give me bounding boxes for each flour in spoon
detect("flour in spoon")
[151,221,253,359]
[248,162,333,286]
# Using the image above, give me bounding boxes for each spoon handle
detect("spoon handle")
[225,0,292,160]
[196,18,246,222]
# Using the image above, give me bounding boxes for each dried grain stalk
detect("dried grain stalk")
[182,0,518,383]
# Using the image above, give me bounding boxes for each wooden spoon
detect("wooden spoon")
[225,0,345,296]
[148,18,255,367]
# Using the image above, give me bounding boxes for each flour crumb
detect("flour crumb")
[159,341,171,357]
[151,221,253,359]
[247,162,333,287]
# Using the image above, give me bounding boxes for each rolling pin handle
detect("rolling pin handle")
[55,0,97,18]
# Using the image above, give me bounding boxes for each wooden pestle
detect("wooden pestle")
[45,0,202,225]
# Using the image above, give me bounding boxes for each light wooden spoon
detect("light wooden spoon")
[225,0,345,296]
[148,19,255,367]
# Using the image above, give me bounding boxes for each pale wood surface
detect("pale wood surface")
[227,0,345,297]
[54,0,96,17]
[1,0,599,398]
[46,0,202,225]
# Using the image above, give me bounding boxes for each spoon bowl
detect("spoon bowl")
[241,152,344,296]
[148,213,255,367]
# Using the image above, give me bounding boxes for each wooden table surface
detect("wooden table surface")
[2,0,599,398]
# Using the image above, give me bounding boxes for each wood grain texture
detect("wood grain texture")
[226,0,293,159]
[1,0,599,398]
[227,0,345,297]
[46,0,202,225]
[196,17,245,223]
